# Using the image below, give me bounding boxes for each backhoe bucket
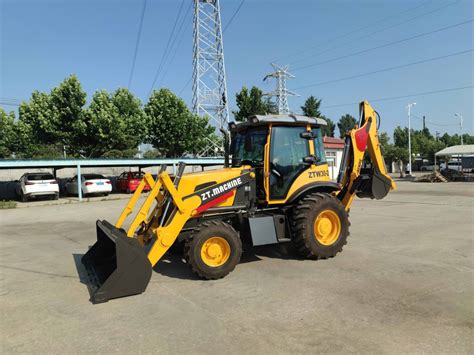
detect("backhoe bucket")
[81,220,152,303]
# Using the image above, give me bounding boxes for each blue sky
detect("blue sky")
[1,0,472,139]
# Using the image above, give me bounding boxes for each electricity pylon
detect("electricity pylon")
[263,63,299,114]
[192,0,229,132]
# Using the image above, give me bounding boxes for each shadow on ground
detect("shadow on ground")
[153,242,304,280]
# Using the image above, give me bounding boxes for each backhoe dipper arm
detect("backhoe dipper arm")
[337,101,396,210]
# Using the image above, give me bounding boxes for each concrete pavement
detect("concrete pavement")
[0,181,472,353]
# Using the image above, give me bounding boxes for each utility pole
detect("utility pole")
[406,102,416,176]
[436,131,440,141]
[454,113,463,145]
[192,0,229,132]
[263,63,298,114]
[422,115,426,131]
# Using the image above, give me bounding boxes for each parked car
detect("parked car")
[15,173,59,202]
[420,163,438,172]
[116,171,150,193]
[65,174,112,196]
[440,161,462,171]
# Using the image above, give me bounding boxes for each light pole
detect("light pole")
[454,113,463,145]
[406,102,416,176]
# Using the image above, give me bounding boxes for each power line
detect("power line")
[0,101,21,107]
[295,49,473,90]
[147,0,186,97]
[127,0,147,89]
[0,97,22,106]
[320,85,473,109]
[223,0,245,33]
[274,0,433,64]
[412,113,459,127]
[288,0,460,67]
[158,1,193,86]
[293,19,472,72]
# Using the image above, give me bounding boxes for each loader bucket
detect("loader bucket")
[81,220,152,303]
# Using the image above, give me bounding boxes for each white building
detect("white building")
[323,136,345,180]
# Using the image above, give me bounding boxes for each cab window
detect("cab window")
[312,127,326,163]
[231,128,267,166]
[270,126,309,199]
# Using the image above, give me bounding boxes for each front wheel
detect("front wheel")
[184,220,242,280]
[291,192,349,259]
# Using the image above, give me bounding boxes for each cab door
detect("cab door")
[267,125,311,202]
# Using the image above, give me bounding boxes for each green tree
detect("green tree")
[337,114,357,138]
[263,97,278,115]
[19,91,59,144]
[82,88,147,157]
[233,86,271,122]
[145,89,214,157]
[18,75,87,155]
[301,96,321,117]
[0,109,16,158]
[320,115,335,137]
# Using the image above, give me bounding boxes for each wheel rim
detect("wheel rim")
[313,209,341,246]
[200,236,231,267]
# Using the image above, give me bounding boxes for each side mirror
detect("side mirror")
[300,131,316,139]
[303,155,320,165]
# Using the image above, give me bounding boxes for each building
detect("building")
[323,136,345,180]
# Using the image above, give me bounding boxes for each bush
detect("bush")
[0,200,16,209]
[122,148,139,158]
[143,149,160,159]
[102,150,123,158]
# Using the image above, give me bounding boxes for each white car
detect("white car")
[440,161,462,171]
[66,174,112,196]
[16,173,59,202]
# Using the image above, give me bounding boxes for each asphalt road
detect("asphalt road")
[1,181,472,353]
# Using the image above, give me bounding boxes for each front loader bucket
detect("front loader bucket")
[81,220,152,303]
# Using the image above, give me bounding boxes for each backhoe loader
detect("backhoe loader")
[81,101,395,303]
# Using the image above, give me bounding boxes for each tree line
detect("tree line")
[0,75,215,159]
[233,85,472,167]
[1,76,471,164]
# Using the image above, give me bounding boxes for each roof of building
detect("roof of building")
[435,145,474,156]
[323,136,345,149]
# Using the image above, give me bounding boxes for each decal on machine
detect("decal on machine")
[308,170,329,178]
[200,177,243,202]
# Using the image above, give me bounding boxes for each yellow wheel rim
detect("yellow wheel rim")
[200,236,231,267]
[313,209,341,246]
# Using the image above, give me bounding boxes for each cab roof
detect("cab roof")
[230,114,327,131]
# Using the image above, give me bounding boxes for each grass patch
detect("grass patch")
[0,200,17,209]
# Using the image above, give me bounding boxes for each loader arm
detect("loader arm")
[336,101,396,210]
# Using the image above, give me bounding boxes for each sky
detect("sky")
[1,0,472,139]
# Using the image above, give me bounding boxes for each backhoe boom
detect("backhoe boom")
[337,101,396,210]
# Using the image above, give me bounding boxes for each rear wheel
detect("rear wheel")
[291,192,349,259]
[184,220,242,280]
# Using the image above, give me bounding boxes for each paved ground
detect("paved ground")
[0,181,472,353]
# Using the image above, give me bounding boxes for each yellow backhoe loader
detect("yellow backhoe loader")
[81,101,395,303]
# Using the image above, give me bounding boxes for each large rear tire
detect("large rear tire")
[291,192,349,259]
[184,220,242,280]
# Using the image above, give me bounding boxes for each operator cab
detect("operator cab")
[229,114,329,203]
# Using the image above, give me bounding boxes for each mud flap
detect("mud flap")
[81,220,152,303]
